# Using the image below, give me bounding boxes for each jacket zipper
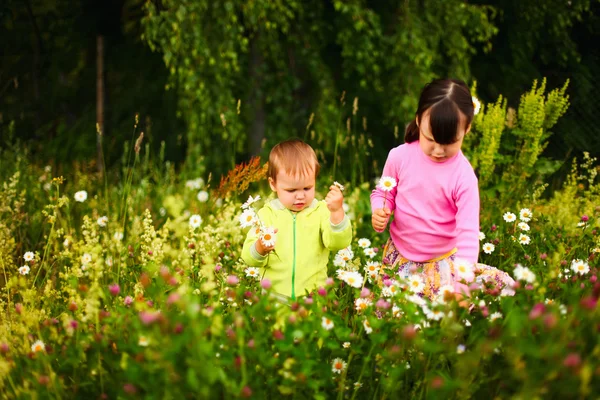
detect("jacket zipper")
[291,213,297,300]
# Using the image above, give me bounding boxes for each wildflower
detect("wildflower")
[31,340,45,353]
[518,234,531,245]
[321,317,334,330]
[364,248,376,258]
[355,298,372,312]
[377,176,397,191]
[74,190,87,202]
[244,267,261,280]
[571,259,590,275]
[472,96,481,115]
[437,285,455,302]
[517,222,530,231]
[260,227,277,247]
[242,195,261,210]
[189,214,203,229]
[365,261,380,274]
[124,296,133,307]
[337,247,354,262]
[19,266,30,275]
[358,238,371,248]
[407,274,424,293]
[577,221,588,228]
[185,178,204,190]
[331,358,347,374]
[455,259,475,282]
[482,243,495,254]
[138,336,149,347]
[478,231,485,241]
[382,284,399,298]
[113,232,124,241]
[425,307,445,321]
[342,342,351,349]
[23,252,35,262]
[353,382,363,390]
[519,208,532,222]
[333,181,345,191]
[197,190,209,202]
[341,271,363,288]
[363,319,373,334]
[63,238,70,247]
[81,253,92,265]
[108,284,120,296]
[489,312,503,321]
[238,209,257,228]
[503,212,516,223]
[457,344,466,354]
[97,216,108,227]
[514,264,536,283]
[261,279,272,290]
[226,275,240,285]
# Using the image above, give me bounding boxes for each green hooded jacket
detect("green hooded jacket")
[241,199,352,299]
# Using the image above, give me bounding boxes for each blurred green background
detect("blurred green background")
[1,0,598,186]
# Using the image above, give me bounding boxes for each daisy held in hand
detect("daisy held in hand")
[238,195,278,251]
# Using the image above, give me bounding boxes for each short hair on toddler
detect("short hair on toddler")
[268,139,320,182]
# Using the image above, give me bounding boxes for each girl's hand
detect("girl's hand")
[326,185,345,224]
[372,208,391,232]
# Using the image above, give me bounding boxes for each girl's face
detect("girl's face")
[417,110,471,163]
[269,169,316,212]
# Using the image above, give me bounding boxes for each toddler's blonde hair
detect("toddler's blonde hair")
[268,139,320,182]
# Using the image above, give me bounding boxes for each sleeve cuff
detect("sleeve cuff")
[250,241,268,261]
[330,215,350,232]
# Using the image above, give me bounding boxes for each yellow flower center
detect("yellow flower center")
[263,234,271,241]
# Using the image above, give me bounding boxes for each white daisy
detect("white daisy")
[342,271,363,288]
[364,261,380,273]
[238,209,257,228]
[19,266,30,275]
[138,336,150,347]
[342,342,351,349]
[571,259,590,275]
[503,212,516,223]
[478,231,486,241]
[31,340,45,353]
[81,253,92,265]
[518,234,531,245]
[241,195,261,210]
[185,178,204,190]
[331,358,347,374]
[189,214,202,229]
[517,222,530,231]
[407,274,424,293]
[482,243,495,254]
[321,316,334,331]
[357,238,371,248]
[363,319,373,334]
[196,190,209,202]
[355,298,372,312]
[437,285,455,302]
[244,267,261,280]
[513,264,536,283]
[519,208,532,222]
[333,255,347,268]
[363,248,376,258]
[457,344,466,354]
[382,284,400,298]
[425,308,445,321]
[260,227,277,247]
[337,247,354,262]
[113,232,124,241]
[377,176,397,192]
[333,181,345,191]
[74,190,88,202]
[455,260,474,280]
[472,96,481,115]
[489,312,503,321]
[23,252,35,262]
[97,216,108,227]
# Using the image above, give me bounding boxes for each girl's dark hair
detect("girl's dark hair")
[404,78,474,144]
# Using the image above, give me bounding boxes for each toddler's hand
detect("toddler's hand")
[372,208,391,232]
[326,185,345,225]
[255,238,275,256]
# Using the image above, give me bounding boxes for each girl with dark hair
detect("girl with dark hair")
[370,78,514,300]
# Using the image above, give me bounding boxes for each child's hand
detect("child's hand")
[372,208,391,232]
[326,185,345,224]
[255,238,275,256]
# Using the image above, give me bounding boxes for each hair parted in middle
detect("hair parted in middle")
[267,138,320,182]
[404,78,475,145]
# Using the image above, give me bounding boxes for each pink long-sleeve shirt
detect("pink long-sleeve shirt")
[371,141,480,263]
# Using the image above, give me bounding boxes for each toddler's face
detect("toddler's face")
[418,110,470,163]
[269,169,316,212]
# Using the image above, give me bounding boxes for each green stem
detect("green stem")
[350,342,377,400]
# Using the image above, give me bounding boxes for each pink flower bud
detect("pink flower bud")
[581,215,589,222]
[528,303,545,320]
[108,284,120,296]
[563,353,581,368]
[317,287,327,296]
[260,279,272,290]
[226,275,239,285]
[123,296,133,307]
[360,287,371,298]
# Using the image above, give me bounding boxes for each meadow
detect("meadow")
[1,82,599,399]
